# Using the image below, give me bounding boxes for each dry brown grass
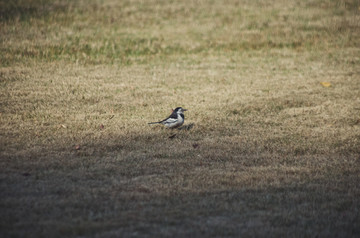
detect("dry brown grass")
[1,0,360,237]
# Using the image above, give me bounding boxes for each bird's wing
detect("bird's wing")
[159,110,178,123]
[162,117,178,124]
[149,110,178,125]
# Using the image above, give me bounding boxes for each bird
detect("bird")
[148,107,187,129]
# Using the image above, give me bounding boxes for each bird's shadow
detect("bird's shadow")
[168,123,195,139]
[177,123,194,131]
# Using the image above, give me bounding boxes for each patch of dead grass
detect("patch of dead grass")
[1,0,360,237]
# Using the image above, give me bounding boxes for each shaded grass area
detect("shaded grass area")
[0,0,72,22]
[1,0,360,237]
[1,138,359,237]
[2,179,359,237]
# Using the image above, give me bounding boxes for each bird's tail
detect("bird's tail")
[148,121,161,125]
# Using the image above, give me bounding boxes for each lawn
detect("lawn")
[1,0,359,237]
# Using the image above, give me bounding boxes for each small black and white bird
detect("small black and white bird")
[148,107,187,129]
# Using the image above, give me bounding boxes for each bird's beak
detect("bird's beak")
[183,109,187,111]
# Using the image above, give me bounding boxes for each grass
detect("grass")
[1,0,360,237]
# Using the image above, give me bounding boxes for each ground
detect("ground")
[1,0,359,237]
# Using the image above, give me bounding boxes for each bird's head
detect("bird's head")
[174,107,187,114]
